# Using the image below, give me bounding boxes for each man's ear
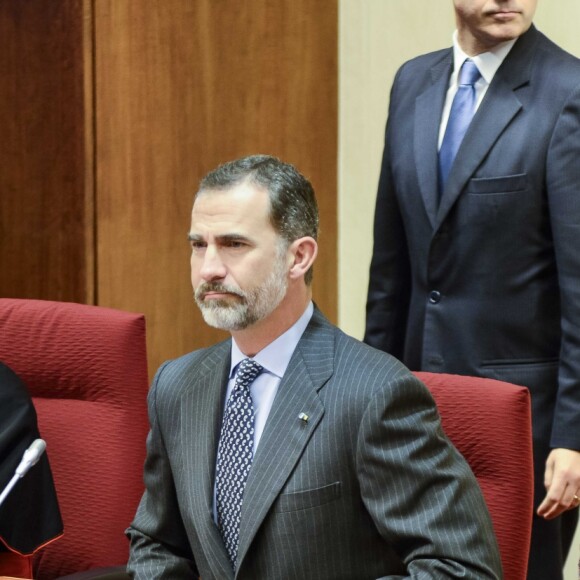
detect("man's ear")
[288,237,318,280]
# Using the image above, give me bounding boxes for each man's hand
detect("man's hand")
[537,448,580,519]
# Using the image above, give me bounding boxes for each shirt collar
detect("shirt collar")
[230,301,314,379]
[451,30,517,86]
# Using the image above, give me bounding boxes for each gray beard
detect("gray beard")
[195,257,288,331]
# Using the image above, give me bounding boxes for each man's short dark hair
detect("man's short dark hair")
[197,155,319,284]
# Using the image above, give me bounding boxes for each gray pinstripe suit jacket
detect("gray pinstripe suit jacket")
[126,308,502,579]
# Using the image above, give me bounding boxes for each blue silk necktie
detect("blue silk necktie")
[215,358,263,568]
[438,59,481,194]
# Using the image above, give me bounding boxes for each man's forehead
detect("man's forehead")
[190,183,273,235]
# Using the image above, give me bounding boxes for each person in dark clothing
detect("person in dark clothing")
[0,361,63,556]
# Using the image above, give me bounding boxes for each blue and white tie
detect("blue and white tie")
[438,59,481,194]
[216,358,263,568]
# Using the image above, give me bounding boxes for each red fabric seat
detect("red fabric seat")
[0,299,149,579]
[415,371,533,580]
[0,551,33,578]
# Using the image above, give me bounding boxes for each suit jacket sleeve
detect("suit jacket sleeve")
[358,372,502,579]
[364,66,412,358]
[547,83,580,450]
[126,362,199,579]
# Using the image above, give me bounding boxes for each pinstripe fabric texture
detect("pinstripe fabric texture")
[127,308,502,579]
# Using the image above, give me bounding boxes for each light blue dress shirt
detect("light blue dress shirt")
[438,32,517,148]
[213,301,314,522]
[227,300,314,451]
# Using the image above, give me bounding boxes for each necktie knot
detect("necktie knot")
[235,358,263,390]
[458,59,480,87]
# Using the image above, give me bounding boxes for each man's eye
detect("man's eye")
[226,241,246,248]
[190,241,206,250]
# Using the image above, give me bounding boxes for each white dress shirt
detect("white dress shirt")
[438,31,517,149]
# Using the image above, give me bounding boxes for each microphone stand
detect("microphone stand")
[0,439,47,508]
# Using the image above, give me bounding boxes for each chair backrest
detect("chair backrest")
[415,371,533,580]
[0,299,149,579]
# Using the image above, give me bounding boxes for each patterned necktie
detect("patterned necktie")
[216,358,263,568]
[438,59,481,194]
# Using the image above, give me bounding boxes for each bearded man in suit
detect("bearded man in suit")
[127,154,501,579]
[364,2,580,578]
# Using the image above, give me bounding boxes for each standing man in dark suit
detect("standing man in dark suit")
[365,2,580,578]
[127,154,502,579]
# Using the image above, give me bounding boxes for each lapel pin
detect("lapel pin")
[298,412,309,423]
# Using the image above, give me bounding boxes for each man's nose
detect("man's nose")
[199,247,227,281]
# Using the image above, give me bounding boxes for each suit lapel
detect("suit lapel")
[180,341,234,578]
[435,26,539,231]
[414,51,453,229]
[235,309,334,571]
[435,82,522,227]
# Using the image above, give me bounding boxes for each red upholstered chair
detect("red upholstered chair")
[0,550,34,578]
[0,299,149,580]
[415,371,533,580]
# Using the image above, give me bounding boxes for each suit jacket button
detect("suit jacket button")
[429,290,441,304]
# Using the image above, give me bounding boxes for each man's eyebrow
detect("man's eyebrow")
[187,233,253,243]
[216,234,253,244]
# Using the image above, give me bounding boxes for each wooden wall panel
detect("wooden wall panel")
[94,0,338,376]
[0,0,94,302]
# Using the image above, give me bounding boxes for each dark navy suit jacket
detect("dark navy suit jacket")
[366,26,580,461]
